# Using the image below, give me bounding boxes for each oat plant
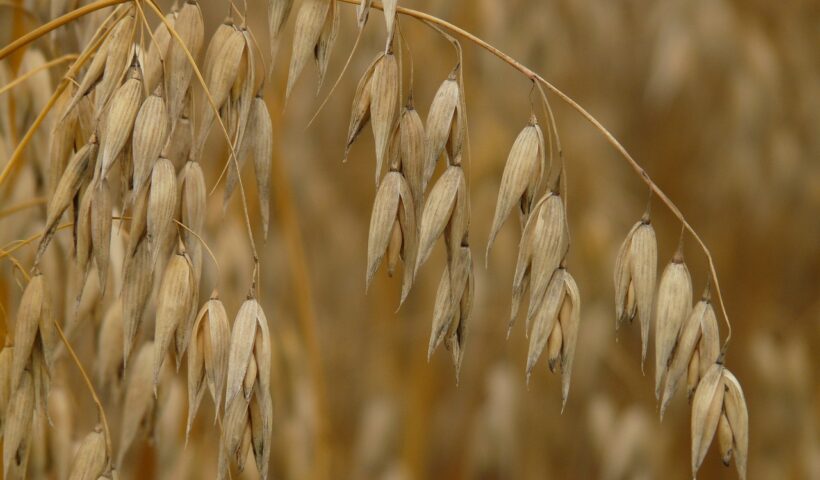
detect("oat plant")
[0,0,748,478]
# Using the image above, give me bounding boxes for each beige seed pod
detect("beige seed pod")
[370,53,399,183]
[424,73,460,189]
[187,294,231,439]
[49,89,78,196]
[268,0,294,65]
[76,186,94,277]
[121,239,153,365]
[97,299,124,391]
[194,26,245,159]
[526,268,566,382]
[286,0,331,99]
[165,0,204,124]
[180,161,207,242]
[314,0,340,92]
[654,246,693,398]
[660,294,716,420]
[547,317,563,373]
[153,247,194,390]
[249,388,273,479]
[143,11,174,94]
[202,18,236,87]
[717,411,733,466]
[344,54,382,160]
[523,193,568,326]
[147,157,178,266]
[165,113,193,169]
[251,97,273,240]
[722,368,748,479]
[94,13,137,113]
[132,89,169,198]
[415,165,467,275]
[428,247,471,361]
[558,271,580,409]
[366,171,417,302]
[90,179,113,294]
[226,298,271,408]
[220,395,249,474]
[3,371,34,480]
[117,342,155,467]
[398,101,426,216]
[698,293,721,379]
[686,350,700,400]
[487,117,545,258]
[37,137,98,262]
[614,216,657,367]
[68,428,107,480]
[98,64,144,180]
[691,363,725,476]
[12,274,46,392]
[382,0,398,45]
[357,0,373,27]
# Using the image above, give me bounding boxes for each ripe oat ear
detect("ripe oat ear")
[268,0,294,69]
[722,369,748,480]
[654,251,693,399]
[424,72,459,189]
[68,428,107,480]
[370,53,400,185]
[286,0,331,100]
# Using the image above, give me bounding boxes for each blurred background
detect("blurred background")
[1,0,818,478]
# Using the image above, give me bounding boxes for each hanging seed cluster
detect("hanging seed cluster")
[0,0,750,478]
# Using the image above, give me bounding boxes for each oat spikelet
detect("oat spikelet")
[153,246,194,391]
[180,160,207,242]
[67,428,107,480]
[268,0,294,66]
[249,96,273,239]
[357,0,373,27]
[94,12,136,113]
[659,290,717,420]
[143,11,174,93]
[314,0,340,92]
[286,0,331,100]
[487,116,545,259]
[3,371,34,479]
[132,88,169,198]
[370,52,399,183]
[187,294,231,439]
[654,245,693,398]
[90,179,113,294]
[415,165,467,275]
[428,245,473,376]
[399,100,426,216]
[11,274,54,392]
[344,53,382,160]
[98,63,143,180]
[37,137,98,262]
[165,0,204,124]
[225,298,271,408]
[721,368,748,479]
[424,73,459,189]
[691,363,725,476]
[121,239,153,364]
[147,157,178,266]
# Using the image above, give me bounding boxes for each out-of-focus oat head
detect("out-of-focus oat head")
[0,0,816,478]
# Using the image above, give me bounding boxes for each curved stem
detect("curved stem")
[0,0,127,61]
[336,0,732,349]
[0,54,78,96]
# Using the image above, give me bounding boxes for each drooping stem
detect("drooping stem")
[335,0,732,349]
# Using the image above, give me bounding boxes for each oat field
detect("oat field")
[0,0,817,479]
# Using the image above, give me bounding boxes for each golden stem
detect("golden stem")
[0,54,78,96]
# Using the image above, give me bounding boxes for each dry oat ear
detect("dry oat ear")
[721,368,748,479]
[526,268,566,383]
[370,52,399,184]
[165,0,204,127]
[558,270,580,409]
[98,61,144,181]
[286,0,331,100]
[523,193,567,327]
[67,427,107,480]
[367,172,402,291]
[399,100,426,217]
[152,245,194,392]
[691,363,724,477]
[3,371,34,480]
[415,165,466,276]
[487,117,543,260]
[268,0,294,68]
[132,88,168,202]
[90,178,113,295]
[344,53,383,161]
[94,12,137,114]
[654,245,693,399]
[143,11,174,94]
[147,157,178,267]
[314,0,340,93]
[424,72,459,190]
[121,239,153,366]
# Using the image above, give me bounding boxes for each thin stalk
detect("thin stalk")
[0,0,127,60]
[0,54,78,96]
[0,196,47,219]
[335,0,732,349]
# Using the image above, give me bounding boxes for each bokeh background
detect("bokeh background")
[1,0,818,478]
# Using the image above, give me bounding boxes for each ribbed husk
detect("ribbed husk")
[268,0,294,66]
[187,295,230,439]
[3,371,34,479]
[164,0,204,124]
[286,0,331,99]
[132,89,169,198]
[654,252,693,398]
[98,65,144,180]
[424,73,460,189]
[370,53,399,183]
[67,428,107,480]
[117,342,155,467]
[152,247,194,389]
